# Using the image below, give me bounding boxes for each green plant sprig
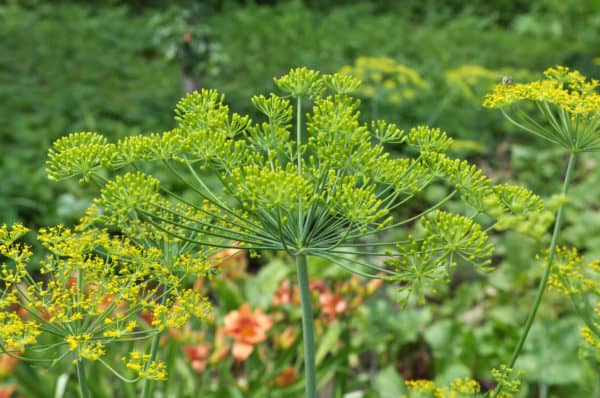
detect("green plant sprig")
[483,65,600,397]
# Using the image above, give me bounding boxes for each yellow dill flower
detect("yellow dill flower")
[446,64,499,104]
[339,56,428,104]
[450,377,480,394]
[405,379,439,395]
[0,312,41,349]
[545,246,600,296]
[581,326,600,350]
[403,377,491,398]
[483,66,600,152]
[1,218,213,386]
[124,351,167,381]
[491,365,522,395]
[484,66,600,114]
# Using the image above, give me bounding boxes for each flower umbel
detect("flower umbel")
[484,66,600,152]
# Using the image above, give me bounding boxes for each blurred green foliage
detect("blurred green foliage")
[0,2,180,225]
[3,0,600,228]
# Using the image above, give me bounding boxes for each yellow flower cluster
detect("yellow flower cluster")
[65,333,106,361]
[546,246,600,295]
[490,365,521,396]
[403,379,441,397]
[0,224,31,286]
[124,351,167,381]
[0,219,213,379]
[0,312,40,350]
[151,289,212,331]
[581,325,600,351]
[545,248,600,354]
[401,376,512,398]
[339,56,428,103]
[446,64,499,103]
[483,66,600,115]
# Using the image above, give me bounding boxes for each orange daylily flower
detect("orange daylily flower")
[223,304,273,361]
[0,385,15,398]
[272,280,299,306]
[274,366,298,388]
[183,343,211,373]
[209,245,247,280]
[319,291,348,321]
[0,354,18,380]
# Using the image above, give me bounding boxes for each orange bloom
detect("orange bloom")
[209,246,247,280]
[139,310,154,326]
[223,304,273,361]
[274,366,298,388]
[183,343,211,373]
[0,385,15,398]
[272,280,299,306]
[0,354,18,380]
[365,278,384,295]
[309,279,327,294]
[319,291,348,321]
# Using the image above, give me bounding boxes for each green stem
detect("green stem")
[297,96,304,241]
[76,356,91,398]
[493,152,576,398]
[296,254,317,398]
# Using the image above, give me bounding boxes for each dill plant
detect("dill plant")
[0,211,214,397]
[484,65,600,397]
[20,67,549,396]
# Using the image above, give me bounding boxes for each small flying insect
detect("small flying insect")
[501,76,513,85]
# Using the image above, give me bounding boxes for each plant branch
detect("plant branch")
[493,152,576,397]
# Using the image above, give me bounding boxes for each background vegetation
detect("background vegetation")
[1,0,600,396]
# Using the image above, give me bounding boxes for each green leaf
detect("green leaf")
[373,366,407,398]
[244,259,290,308]
[214,279,244,311]
[316,320,342,365]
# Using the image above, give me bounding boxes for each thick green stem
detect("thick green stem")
[76,356,91,398]
[296,254,317,398]
[493,152,576,397]
[297,96,304,241]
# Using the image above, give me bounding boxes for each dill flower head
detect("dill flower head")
[339,56,428,104]
[545,246,600,296]
[484,66,600,152]
[446,64,499,103]
[401,376,513,398]
[0,220,213,382]
[45,67,548,303]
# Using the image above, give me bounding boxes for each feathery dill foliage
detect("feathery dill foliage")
[45,67,549,303]
[484,66,600,152]
[0,213,213,382]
